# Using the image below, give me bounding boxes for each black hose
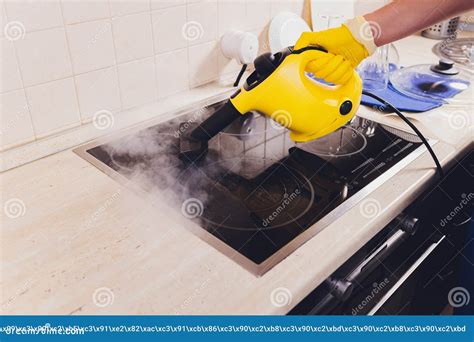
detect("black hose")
[361,91,445,179]
[190,100,242,141]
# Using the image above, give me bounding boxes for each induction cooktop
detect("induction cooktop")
[74,93,434,275]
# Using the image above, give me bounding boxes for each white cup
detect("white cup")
[220,30,259,65]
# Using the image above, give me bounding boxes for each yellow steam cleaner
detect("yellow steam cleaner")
[178,46,362,162]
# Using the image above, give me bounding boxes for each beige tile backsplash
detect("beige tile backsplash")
[15,27,73,86]
[0,38,22,93]
[0,0,305,151]
[74,65,121,120]
[25,77,81,137]
[4,0,63,32]
[152,5,187,53]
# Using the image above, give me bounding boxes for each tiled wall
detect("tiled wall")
[0,0,305,152]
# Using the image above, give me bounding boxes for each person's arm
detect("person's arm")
[295,0,474,84]
[366,0,474,46]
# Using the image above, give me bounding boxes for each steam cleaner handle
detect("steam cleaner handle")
[190,100,242,141]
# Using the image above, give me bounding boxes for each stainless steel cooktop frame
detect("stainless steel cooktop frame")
[74,92,437,276]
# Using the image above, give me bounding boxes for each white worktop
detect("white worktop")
[1,35,473,315]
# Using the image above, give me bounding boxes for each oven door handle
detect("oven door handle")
[308,216,419,314]
[367,235,446,315]
[346,228,410,283]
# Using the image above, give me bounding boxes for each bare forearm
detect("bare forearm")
[365,0,474,46]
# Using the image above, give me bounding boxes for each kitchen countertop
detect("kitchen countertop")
[1,35,473,315]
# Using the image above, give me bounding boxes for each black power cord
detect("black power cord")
[362,90,445,179]
[233,64,247,87]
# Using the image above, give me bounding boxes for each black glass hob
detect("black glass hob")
[82,105,424,275]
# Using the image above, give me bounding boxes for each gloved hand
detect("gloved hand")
[295,16,378,84]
